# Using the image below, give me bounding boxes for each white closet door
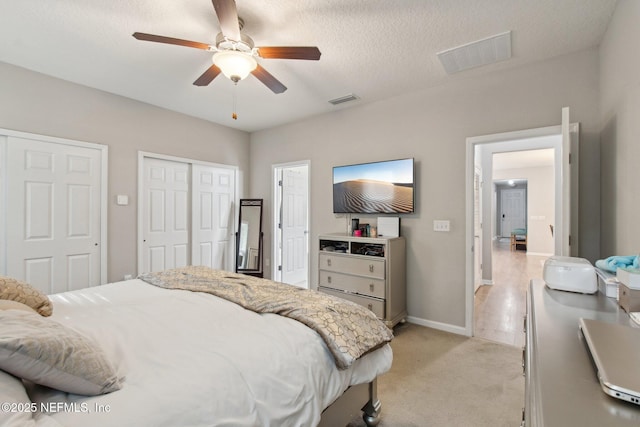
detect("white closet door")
[141,158,191,273]
[192,165,234,270]
[6,136,102,294]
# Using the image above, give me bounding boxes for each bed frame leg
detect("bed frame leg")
[362,379,381,426]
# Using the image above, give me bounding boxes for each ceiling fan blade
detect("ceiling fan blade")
[257,46,321,60]
[193,65,222,86]
[251,65,287,94]
[211,0,241,41]
[132,32,211,50]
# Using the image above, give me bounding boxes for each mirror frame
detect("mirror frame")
[235,199,263,277]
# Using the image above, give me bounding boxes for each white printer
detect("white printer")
[543,256,597,294]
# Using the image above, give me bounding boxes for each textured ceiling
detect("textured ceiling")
[0,0,617,132]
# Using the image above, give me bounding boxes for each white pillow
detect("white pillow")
[0,311,123,396]
[0,370,37,427]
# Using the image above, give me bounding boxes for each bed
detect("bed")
[0,267,393,427]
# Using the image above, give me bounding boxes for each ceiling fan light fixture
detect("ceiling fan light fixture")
[213,50,257,82]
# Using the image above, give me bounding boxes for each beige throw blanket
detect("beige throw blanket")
[138,266,393,369]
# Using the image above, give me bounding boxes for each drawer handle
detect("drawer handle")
[327,258,332,267]
[327,276,332,284]
[367,303,373,311]
[369,264,374,273]
[369,283,375,292]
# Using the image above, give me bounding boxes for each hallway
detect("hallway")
[474,240,548,348]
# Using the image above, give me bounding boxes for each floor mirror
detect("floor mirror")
[235,199,263,277]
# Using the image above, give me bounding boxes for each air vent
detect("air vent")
[437,31,512,74]
[328,94,359,105]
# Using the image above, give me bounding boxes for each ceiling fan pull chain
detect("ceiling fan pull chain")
[232,82,238,120]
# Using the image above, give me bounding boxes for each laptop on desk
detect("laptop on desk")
[579,318,640,406]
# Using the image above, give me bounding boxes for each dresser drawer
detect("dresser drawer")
[319,287,385,318]
[318,253,385,279]
[318,270,385,299]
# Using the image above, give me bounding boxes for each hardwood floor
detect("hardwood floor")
[474,239,548,348]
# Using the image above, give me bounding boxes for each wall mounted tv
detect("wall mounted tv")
[333,158,414,214]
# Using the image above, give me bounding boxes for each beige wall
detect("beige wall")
[251,49,601,329]
[599,0,640,257]
[0,62,250,282]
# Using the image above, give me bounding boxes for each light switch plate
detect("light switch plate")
[116,195,129,206]
[433,220,450,232]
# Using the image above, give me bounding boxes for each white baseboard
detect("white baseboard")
[482,279,494,285]
[406,316,469,337]
[526,252,553,257]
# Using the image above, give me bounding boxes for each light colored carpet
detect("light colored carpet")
[347,322,524,427]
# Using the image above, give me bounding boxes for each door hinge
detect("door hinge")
[569,153,572,164]
[569,235,572,246]
[278,180,283,186]
[278,265,282,271]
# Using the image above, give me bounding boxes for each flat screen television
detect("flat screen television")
[332,158,414,214]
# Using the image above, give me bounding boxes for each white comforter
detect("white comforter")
[26,279,392,427]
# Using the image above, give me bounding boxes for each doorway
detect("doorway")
[465,110,579,338]
[272,161,310,288]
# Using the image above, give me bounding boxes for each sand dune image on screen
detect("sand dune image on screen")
[333,179,413,213]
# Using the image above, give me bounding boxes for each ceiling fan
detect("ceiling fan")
[132,0,321,94]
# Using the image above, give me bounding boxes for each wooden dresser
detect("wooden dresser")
[317,233,407,327]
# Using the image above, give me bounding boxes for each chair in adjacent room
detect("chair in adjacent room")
[510,228,527,251]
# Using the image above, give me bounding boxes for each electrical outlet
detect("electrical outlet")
[124,274,133,280]
[433,220,450,232]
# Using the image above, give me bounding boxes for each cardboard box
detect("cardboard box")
[618,283,640,313]
[617,267,640,290]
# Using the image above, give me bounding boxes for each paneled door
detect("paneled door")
[500,188,526,237]
[141,158,191,273]
[6,136,104,294]
[277,163,309,288]
[191,164,234,270]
